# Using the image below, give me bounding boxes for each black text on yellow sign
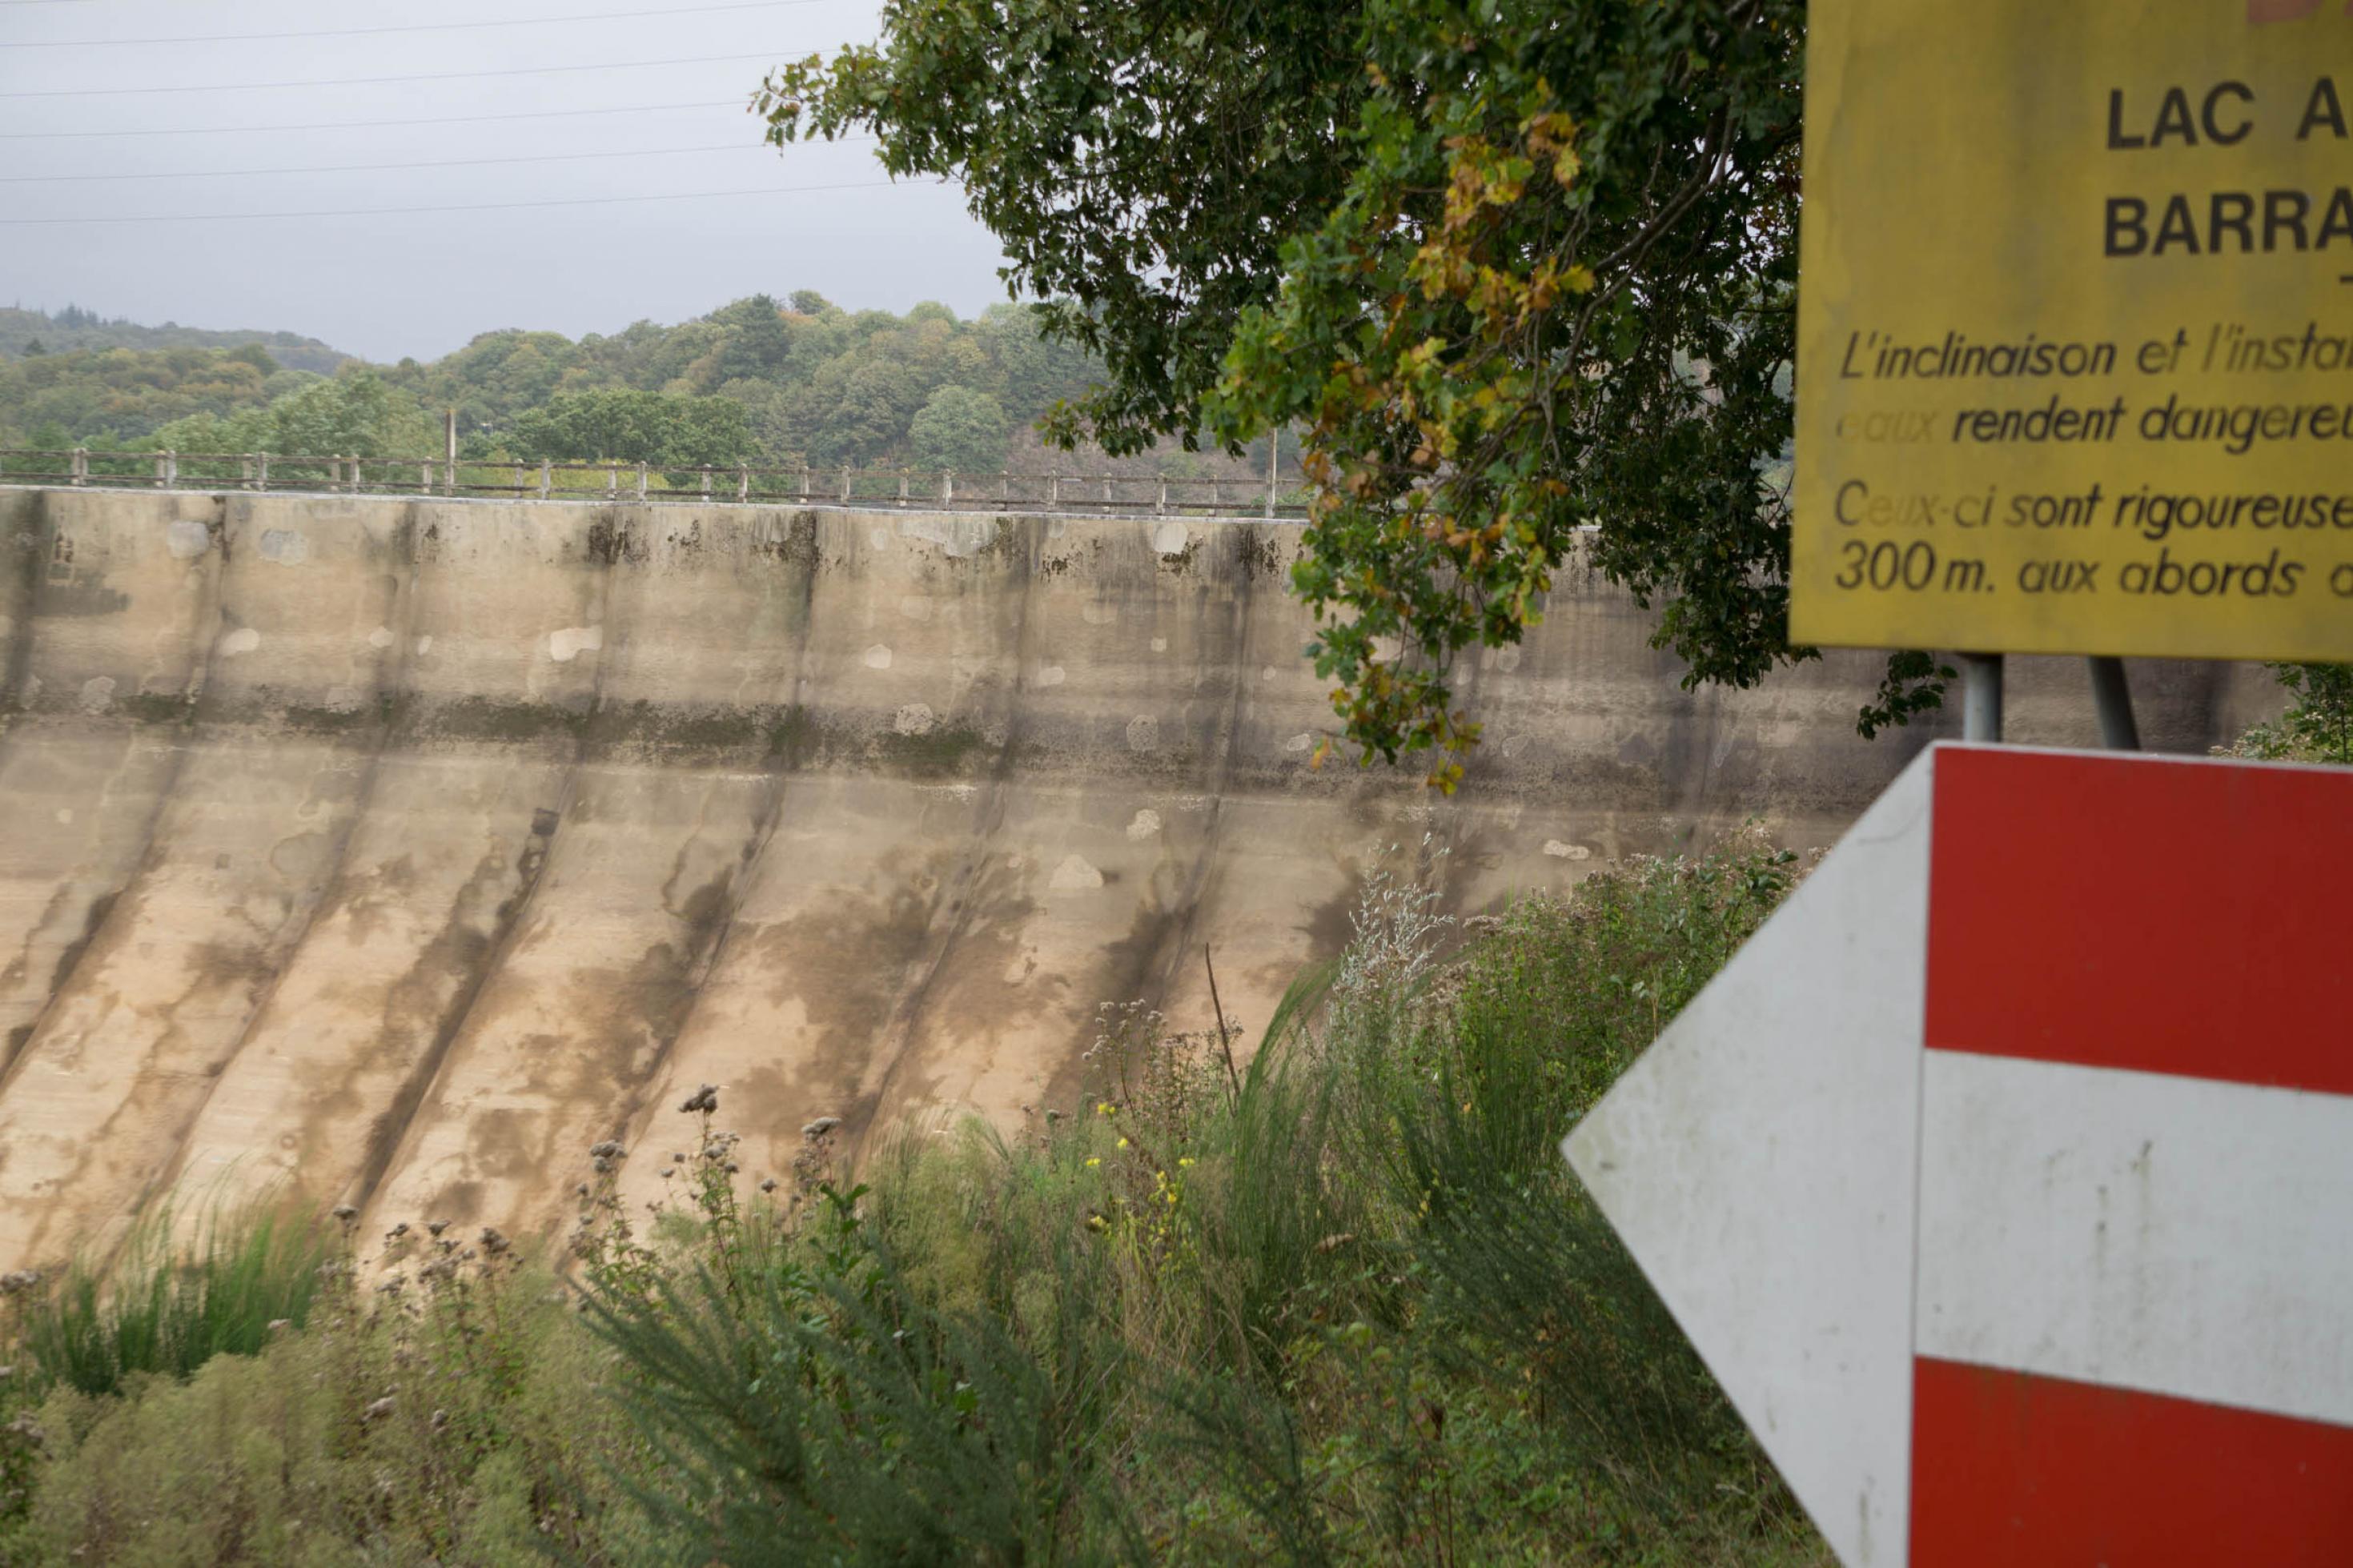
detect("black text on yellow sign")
[1793,0,2353,661]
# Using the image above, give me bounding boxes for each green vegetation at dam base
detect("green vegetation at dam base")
[0,836,1825,1566]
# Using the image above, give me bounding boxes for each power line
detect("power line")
[0,175,945,225]
[2,1,828,47]
[0,142,806,182]
[0,50,801,98]
[0,98,742,140]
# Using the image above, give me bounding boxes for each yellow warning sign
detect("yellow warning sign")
[1793,0,2353,661]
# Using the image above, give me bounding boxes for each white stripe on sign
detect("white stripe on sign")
[1565,757,1930,1568]
[1916,1050,2353,1429]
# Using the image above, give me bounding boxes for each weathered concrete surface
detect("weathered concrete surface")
[0,487,2273,1267]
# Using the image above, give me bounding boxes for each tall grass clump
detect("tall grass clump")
[2,1204,334,1398]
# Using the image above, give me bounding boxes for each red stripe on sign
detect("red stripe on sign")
[1911,1357,2353,1567]
[1925,747,2353,1094]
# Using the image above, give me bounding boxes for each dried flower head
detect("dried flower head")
[679,1083,720,1114]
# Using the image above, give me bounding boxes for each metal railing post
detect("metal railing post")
[840,466,852,503]
[422,460,434,491]
[70,447,87,487]
[606,463,618,499]
[636,461,648,501]
[1048,474,1059,509]
[800,464,810,501]
[255,451,267,491]
[539,459,552,500]
[700,465,712,500]
[1960,653,2004,742]
[1157,478,1168,515]
[898,469,909,505]
[2088,656,2140,750]
[153,450,168,488]
[738,463,749,502]
[942,469,954,507]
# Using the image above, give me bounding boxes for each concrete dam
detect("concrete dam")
[0,486,2271,1270]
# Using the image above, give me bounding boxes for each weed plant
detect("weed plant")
[2228,661,2353,764]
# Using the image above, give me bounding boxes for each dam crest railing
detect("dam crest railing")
[0,448,1313,519]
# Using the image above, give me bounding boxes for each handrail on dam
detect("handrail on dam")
[0,446,1315,518]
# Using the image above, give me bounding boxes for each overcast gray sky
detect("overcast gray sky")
[0,0,1012,361]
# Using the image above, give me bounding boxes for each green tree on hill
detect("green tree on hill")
[150,369,434,463]
[907,385,1010,474]
[508,387,751,471]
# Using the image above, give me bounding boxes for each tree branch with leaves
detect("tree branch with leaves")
[764,0,1949,789]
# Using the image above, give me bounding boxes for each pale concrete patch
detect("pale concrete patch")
[863,644,893,670]
[78,676,114,712]
[899,515,995,558]
[258,528,308,566]
[1049,852,1104,892]
[1542,840,1592,860]
[893,703,937,736]
[1034,665,1066,687]
[548,626,602,663]
[166,519,211,560]
[220,628,261,656]
[1126,808,1162,840]
[1125,715,1158,752]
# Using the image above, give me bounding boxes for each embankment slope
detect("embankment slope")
[0,488,2269,1267]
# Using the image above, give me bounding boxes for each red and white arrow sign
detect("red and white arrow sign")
[1564,743,2353,1567]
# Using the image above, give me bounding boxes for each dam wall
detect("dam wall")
[0,486,2273,1268]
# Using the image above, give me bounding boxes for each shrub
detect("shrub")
[2232,662,2353,765]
